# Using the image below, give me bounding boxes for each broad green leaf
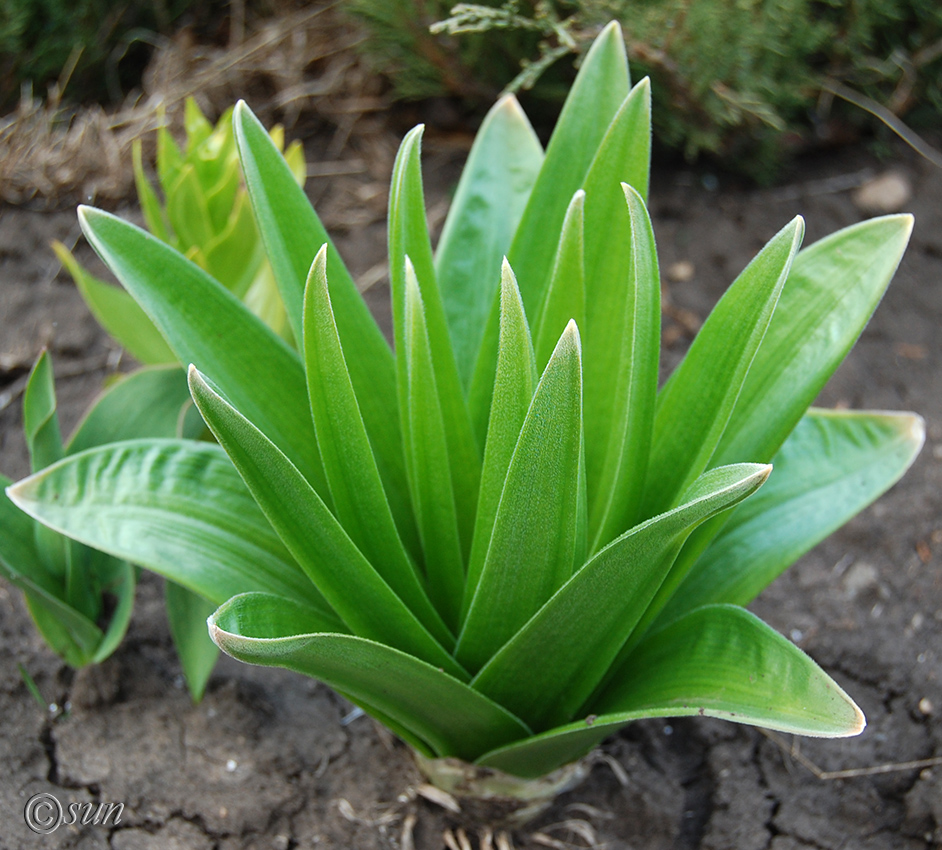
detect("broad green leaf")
[166,165,214,254]
[53,241,177,366]
[468,23,631,435]
[0,473,43,579]
[7,440,330,612]
[401,264,466,632]
[232,102,411,548]
[132,138,170,242]
[390,128,480,555]
[533,191,585,372]
[479,604,863,778]
[77,206,329,498]
[713,214,915,467]
[642,217,804,516]
[659,409,925,624]
[67,366,194,455]
[457,322,583,673]
[210,592,530,761]
[165,580,219,701]
[471,464,770,732]
[303,247,453,648]
[23,352,67,579]
[20,579,102,666]
[587,184,660,553]
[462,262,537,622]
[434,95,543,388]
[189,368,466,679]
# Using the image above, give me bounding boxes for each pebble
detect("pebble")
[918,697,934,716]
[843,561,879,597]
[666,260,695,283]
[852,171,912,214]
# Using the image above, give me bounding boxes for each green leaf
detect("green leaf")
[457,321,583,673]
[642,217,804,516]
[232,102,410,547]
[434,95,543,389]
[7,440,330,611]
[67,366,194,455]
[462,261,537,623]
[532,190,585,373]
[210,592,530,761]
[713,214,915,467]
[470,464,770,732]
[467,21,631,436]
[200,191,264,299]
[165,165,214,254]
[303,246,453,648]
[189,367,466,679]
[508,20,631,315]
[132,138,170,242]
[165,580,219,701]
[53,241,177,366]
[659,409,926,623]
[23,351,67,578]
[90,560,136,664]
[479,604,863,778]
[77,206,329,499]
[587,184,660,553]
[23,351,64,472]
[156,121,184,198]
[389,127,480,556]
[401,263,466,632]
[183,96,214,151]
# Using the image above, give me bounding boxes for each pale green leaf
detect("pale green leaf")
[77,206,329,498]
[434,95,543,388]
[53,241,177,366]
[232,102,411,548]
[165,580,219,701]
[390,128,480,556]
[533,191,585,372]
[132,138,170,243]
[587,183,660,553]
[457,321,583,673]
[479,604,863,778]
[6,440,330,612]
[471,464,770,732]
[165,165,214,254]
[713,214,915,467]
[210,592,530,761]
[462,261,537,622]
[189,367,466,679]
[303,247,453,648]
[401,263,466,632]
[67,366,194,455]
[468,21,631,436]
[642,217,804,516]
[659,409,925,624]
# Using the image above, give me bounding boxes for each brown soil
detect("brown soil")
[1,123,941,850]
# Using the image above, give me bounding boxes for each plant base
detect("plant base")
[413,751,591,827]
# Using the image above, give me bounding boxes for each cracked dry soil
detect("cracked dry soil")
[1,129,941,849]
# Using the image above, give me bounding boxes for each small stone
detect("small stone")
[918,697,934,716]
[666,260,695,283]
[853,171,912,214]
[843,561,879,597]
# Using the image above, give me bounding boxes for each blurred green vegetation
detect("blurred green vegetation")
[346,0,942,179]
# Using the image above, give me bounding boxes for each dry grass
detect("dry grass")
[0,2,388,208]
